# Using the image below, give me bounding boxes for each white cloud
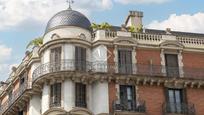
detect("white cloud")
[0,43,12,81]
[0,44,12,62]
[114,0,170,4]
[147,12,204,33]
[0,0,113,30]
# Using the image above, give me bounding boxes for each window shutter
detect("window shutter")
[125,51,132,74]
[118,50,126,73]
[75,47,86,71]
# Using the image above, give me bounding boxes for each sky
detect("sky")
[0,0,204,81]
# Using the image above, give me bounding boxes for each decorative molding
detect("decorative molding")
[113,37,138,46]
[51,34,61,40]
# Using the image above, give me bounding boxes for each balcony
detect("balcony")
[50,100,61,108]
[113,99,146,115]
[162,102,195,115]
[0,80,31,114]
[93,30,204,49]
[32,60,204,83]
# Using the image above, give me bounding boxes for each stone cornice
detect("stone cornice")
[39,38,92,55]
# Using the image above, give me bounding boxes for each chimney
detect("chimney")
[125,11,143,28]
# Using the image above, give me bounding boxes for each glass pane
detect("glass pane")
[175,91,182,113]
[127,87,132,100]
[168,90,175,113]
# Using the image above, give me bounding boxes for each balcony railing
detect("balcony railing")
[0,80,31,114]
[32,60,204,83]
[50,100,61,108]
[162,102,195,115]
[75,100,87,108]
[113,99,146,113]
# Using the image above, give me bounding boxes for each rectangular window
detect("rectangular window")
[118,50,132,74]
[75,83,87,108]
[165,54,179,77]
[75,46,86,71]
[8,90,12,101]
[166,88,186,113]
[50,83,61,107]
[20,77,25,85]
[18,111,23,115]
[50,47,61,71]
[120,85,135,110]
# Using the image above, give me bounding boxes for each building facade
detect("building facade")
[1,8,204,115]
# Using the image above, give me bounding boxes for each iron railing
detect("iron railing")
[49,99,61,108]
[32,60,204,82]
[113,99,146,113]
[0,80,31,114]
[75,100,87,108]
[162,102,195,115]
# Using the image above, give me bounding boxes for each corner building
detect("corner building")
[1,8,204,115]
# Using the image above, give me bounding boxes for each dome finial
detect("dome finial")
[66,0,74,10]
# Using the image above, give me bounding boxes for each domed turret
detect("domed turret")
[45,9,91,33]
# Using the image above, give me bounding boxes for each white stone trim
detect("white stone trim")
[114,45,118,73]
[113,45,137,74]
[41,82,50,114]
[132,47,137,74]
[160,49,184,77]
[115,84,120,101]
[61,81,64,108]
[87,84,92,111]
[178,51,184,77]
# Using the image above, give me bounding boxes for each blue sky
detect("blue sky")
[0,0,204,81]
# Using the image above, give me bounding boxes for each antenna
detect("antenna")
[66,0,74,10]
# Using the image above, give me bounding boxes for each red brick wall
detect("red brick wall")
[187,88,204,115]
[137,49,161,65]
[183,52,204,79]
[107,47,117,113]
[138,86,165,115]
[183,52,204,68]
[108,81,117,113]
[107,47,116,73]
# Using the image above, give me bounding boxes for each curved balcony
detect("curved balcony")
[0,80,31,114]
[32,60,204,84]
[162,102,195,115]
[113,99,146,115]
[32,60,93,82]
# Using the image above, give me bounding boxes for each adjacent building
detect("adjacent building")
[1,7,204,115]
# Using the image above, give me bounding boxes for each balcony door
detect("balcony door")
[166,89,185,113]
[165,54,179,77]
[75,46,86,71]
[118,50,132,74]
[120,85,135,111]
[50,47,61,71]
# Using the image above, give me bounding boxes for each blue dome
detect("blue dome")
[45,9,91,33]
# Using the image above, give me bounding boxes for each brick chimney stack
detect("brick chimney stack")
[125,10,143,28]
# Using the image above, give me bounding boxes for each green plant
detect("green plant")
[26,37,43,49]
[128,24,143,33]
[128,26,136,32]
[91,23,100,30]
[136,24,143,33]
[91,22,112,30]
[99,22,111,30]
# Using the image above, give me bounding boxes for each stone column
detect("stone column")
[41,83,50,114]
